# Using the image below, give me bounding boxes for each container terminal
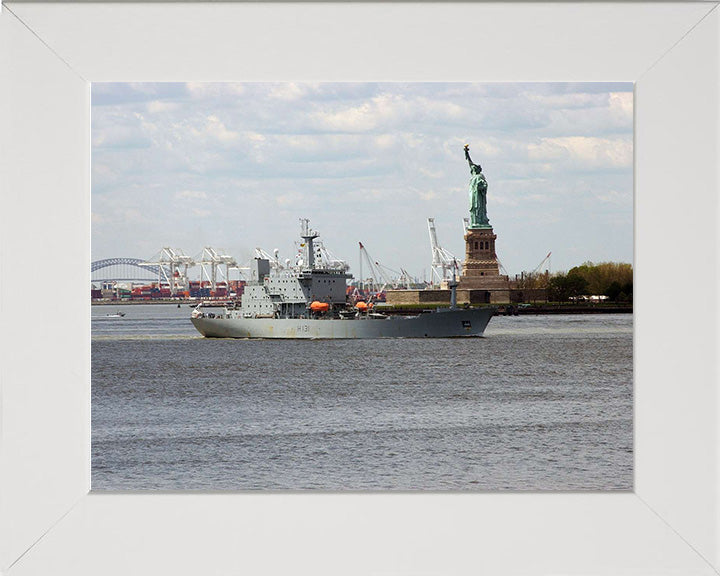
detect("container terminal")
[91,219,631,315]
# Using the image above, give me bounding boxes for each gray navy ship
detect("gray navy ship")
[190,219,495,339]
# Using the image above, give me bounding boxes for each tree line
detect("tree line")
[548,261,633,303]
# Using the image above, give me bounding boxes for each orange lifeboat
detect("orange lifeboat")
[310,301,329,312]
[355,301,368,311]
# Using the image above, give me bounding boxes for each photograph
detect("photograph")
[7,2,719,573]
[91,82,633,491]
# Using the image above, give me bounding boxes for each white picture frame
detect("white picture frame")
[1,2,718,574]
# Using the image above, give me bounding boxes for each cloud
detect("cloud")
[488,194,519,208]
[268,83,310,101]
[185,82,246,99]
[91,82,633,275]
[147,100,181,114]
[202,115,239,143]
[314,98,387,132]
[446,137,501,160]
[608,91,633,125]
[526,137,632,170]
[418,167,444,179]
[419,190,438,200]
[120,207,147,223]
[597,189,631,204]
[312,92,468,134]
[275,191,304,207]
[374,134,396,150]
[175,190,208,200]
[92,113,152,149]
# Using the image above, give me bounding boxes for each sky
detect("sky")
[92,82,633,282]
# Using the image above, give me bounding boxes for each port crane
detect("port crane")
[532,252,552,276]
[374,261,413,289]
[427,218,461,285]
[140,247,194,296]
[496,256,510,277]
[255,247,284,271]
[291,240,348,272]
[516,252,552,294]
[356,241,413,293]
[196,247,237,291]
[315,240,349,271]
[358,242,386,294]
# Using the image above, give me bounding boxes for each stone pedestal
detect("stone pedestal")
[462,227,502,280]
[459,227,511,301]
[383,223,513,306]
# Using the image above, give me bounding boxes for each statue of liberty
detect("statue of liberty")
[464,144,490,228]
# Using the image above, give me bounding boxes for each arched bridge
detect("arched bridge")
[91,258,167,282]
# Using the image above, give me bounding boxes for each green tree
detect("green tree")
[549,272,588,302]
[605,281,623,302]
[622,281,633,302]
[568,261,633,296]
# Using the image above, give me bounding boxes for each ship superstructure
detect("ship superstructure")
[238,219,350,320]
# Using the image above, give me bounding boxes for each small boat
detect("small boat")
[106,311,126,318]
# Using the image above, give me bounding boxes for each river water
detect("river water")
[92,304,633,491]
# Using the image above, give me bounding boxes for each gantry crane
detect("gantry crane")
[140,247,194,296]
[196,247,237,291]
[427,218,461,285]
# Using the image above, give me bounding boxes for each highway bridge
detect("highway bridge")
[91,258,165,283]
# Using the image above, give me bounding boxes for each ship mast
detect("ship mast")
[449,259,459,309]
[299,218,319,270]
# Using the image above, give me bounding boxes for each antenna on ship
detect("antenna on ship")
[299,218,319,270]
[449,259,459,309]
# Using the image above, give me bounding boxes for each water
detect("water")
[92,304,633,491]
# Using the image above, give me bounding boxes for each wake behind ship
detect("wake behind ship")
[190,220,495,339]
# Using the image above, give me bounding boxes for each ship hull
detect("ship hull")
[191,307,495,339]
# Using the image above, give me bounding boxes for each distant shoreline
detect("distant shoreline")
[497,305,632,316]
[93,300,194,307]
[92,299,632,315]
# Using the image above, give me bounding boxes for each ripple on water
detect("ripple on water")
[92,308,633,491]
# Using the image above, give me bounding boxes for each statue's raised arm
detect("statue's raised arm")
[464,144,481,173]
